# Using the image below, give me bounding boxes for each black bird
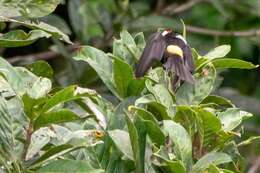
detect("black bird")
[135,29,195,90]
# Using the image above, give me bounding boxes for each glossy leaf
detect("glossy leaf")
[0,30,51,47]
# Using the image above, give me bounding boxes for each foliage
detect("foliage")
[0,1,260,173]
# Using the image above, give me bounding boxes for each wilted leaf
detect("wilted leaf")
[0,30,51,47]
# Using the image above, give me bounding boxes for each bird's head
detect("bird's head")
[161,28,173,36]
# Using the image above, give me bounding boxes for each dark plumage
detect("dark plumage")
[135,29,195,90]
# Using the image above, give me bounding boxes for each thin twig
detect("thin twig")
[249,157,260,173]
[185,25,260,37]
[7,43,81,64]
[162,0,204,15]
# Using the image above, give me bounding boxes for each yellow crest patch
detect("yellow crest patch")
[166,45,183,58]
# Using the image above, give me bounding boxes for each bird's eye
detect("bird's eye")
[166,45,183,58]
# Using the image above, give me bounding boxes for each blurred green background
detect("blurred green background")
[1,0,260,169]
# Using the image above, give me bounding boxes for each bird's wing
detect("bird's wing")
[184,45,195,72]
[135,32,166,77]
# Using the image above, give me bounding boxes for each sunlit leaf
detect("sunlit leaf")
[192,152,232,173]
[163,120,192,171]
[108,130,134,160]
[204,45,231,59]
[218,108,253,131]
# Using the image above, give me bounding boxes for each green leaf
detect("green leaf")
[176,65,216,105]
[163,120,192,171]
[26,60,54,79]
[36,159,104,173]
[125,113,144,173]
[0,30,51,47]
[34,109,81,129]
[173,105,197,136]
[0,78,21,162]
[204,45,231,59]
[74,46,118,97]
[113,30,140,64]
[146,81,174,109]
[212,58,259,69]
[0,17,71,43]
[25,127,51,161]
[200,95,234,107]
[0,57,52,99]
[196,109,222,147]
[128,106,165,146]
[0,0,60,18]
[113,57,133,98]
[29,144,81,169]
[192,152,232,173]
[218,108,253,131]
[127,78,145,96]
[108,130,134,160]
[41,85,95,113]
[156,160,186,173]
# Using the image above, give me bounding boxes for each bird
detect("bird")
[135,29,195,90]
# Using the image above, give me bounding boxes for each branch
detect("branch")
[249,157,260,173]
[162,0,204,15]
[185,25,260,37]
[7,43,81,64]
